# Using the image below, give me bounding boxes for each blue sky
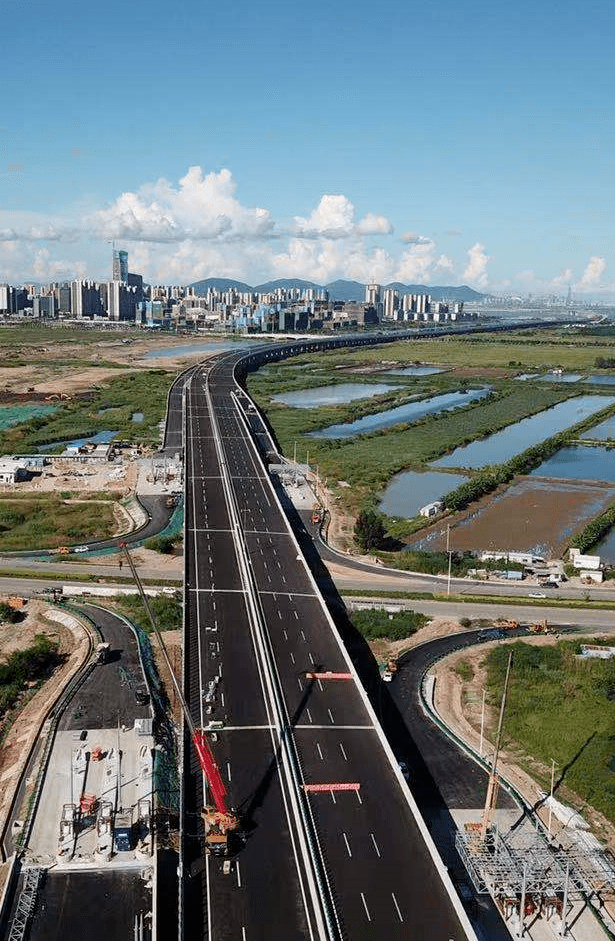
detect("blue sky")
[2,0,614,296]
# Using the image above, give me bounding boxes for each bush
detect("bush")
[350,608,428,641]
[145,535,178,555]
[0,602,20,624]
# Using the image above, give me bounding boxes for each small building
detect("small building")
[419,500,443,518]
[569,547,601,571]
[0,458,29,484]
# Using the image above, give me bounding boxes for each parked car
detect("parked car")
[528,591,547,598]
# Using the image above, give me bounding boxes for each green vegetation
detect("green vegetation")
[0,601,21,624]
[112,593,182,634]
[349,607,428,641]
[145,534,182,554]
[0,634,60,716]
[484,641,615,824]
[354,509,388,551]
[455,659,474,682]
[0,495,117,550]
[0,370,172,452]
[569,502,615,554]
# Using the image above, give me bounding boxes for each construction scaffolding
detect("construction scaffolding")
[7,868,44,941]
[456,823,615,936]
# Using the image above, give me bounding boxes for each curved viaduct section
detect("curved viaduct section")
[180,336,483,940]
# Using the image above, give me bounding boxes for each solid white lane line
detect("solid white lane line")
[317,679,324,692]
[236,861,242,888]
[355,791,363,805]
[283,630,288,640]
[339,743,348,761]
[308,652,315,664]
[316,743,324,761]
[300,630,306,641]
[306,708,313,723]
[290,652,295,664]
[391,892,404,923]
[370,833,381,858]
[297,678,304,691]
[360,893,371,923]
[342,832,352,858]
[327,708,334,724]
[226,762,232,782]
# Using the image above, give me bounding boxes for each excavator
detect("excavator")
[119,544,240,856]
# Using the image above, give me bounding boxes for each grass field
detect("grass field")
[485,640,615,825]
[0,370,172,452]
[255,383,572,511]
[0,494,120,550]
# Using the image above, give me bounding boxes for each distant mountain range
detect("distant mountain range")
[189,277,484,303]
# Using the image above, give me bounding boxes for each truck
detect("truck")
[382,658,398,683]
[311,503,322,525]
[114,810,133,852]
[96,642,111,664]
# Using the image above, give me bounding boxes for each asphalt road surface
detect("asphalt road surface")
[181,353,471,941]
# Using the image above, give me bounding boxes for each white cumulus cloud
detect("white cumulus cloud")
[94,166,274,243]
[463,242,490,288]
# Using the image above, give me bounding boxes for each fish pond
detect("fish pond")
[273,383,397,408]
[530,445,615,483]
[310,388,491,439]
[379,470,468,518]
[434,395,615,469]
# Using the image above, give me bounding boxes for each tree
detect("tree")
[354,509,387,552]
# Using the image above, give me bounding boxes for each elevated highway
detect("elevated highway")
[181,351,475,940]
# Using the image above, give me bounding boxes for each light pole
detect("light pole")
[479,688,486,757]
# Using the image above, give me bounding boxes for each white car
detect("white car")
[528,591,546,598]
[382,669,393,683]
[73,545,89,553]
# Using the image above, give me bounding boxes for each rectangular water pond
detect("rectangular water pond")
[379,470,468,518]
[433,395,615,470]
[309,387,491,439]
[530,445,615,483]
[581,415,615,440]
[273,382,397,408]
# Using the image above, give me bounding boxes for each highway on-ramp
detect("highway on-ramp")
[181,353,474,941]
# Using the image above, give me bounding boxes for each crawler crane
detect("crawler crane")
[119,544,240,856]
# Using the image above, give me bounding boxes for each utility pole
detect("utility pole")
[481,650,513,839]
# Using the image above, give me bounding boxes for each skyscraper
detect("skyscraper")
[112,249,129,283]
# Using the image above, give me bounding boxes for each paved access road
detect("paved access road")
[182,354,472,941]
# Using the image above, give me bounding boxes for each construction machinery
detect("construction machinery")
[529,619,550,634]
[119,543,240,857]
[494,618,519,631]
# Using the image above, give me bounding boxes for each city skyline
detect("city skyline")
[2,0,614,298]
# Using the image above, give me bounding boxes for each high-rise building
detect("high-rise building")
[112,249,129,282]
[365,282,381,305]
[107,280,137,321]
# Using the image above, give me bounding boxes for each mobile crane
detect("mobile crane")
[119,544,240,856]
